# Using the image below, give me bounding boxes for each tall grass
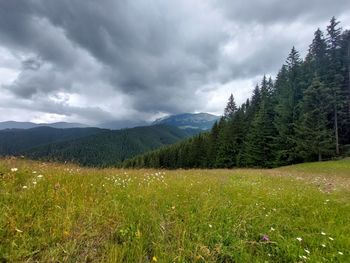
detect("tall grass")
[1,158,349,262]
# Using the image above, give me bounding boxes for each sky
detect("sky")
[0,0,350,125]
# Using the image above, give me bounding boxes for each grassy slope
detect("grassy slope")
[0,158,349,262]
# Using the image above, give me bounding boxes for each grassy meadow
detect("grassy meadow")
[0,158,349,262]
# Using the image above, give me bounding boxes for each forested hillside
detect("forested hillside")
[123,18,350,169]
[25,125,197,167]
[0,127,104,155]
[153,113,219,130]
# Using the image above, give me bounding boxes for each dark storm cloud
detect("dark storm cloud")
[0,0,349,122]
[216,0,350,24]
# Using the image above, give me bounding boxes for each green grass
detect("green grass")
[0,158,349,262]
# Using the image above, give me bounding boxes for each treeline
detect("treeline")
[123,18,350,169]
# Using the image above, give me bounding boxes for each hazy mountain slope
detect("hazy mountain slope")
[153,113,219,130]
[98,120,148,130]
[0,121,88,130]
[0,127,105,155]
[25,125,197,167]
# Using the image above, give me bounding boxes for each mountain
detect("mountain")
[24,125,197,167]
[0,121,89,130]
[98,120,148,130]
[0,127,105,155]
[153,113,220,130]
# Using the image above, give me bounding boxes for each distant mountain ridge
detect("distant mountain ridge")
[0,126,105,155]
[0,121,88,130]
[0,112,219,131]
[152,113,220,130]
[0,124,198,167]
[24,125,197,167]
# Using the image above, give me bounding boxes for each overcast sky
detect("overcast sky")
[0,0,350,124]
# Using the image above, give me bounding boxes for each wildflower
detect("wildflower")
[270,227,275,231]
[296,237,302,242]
[261,235,270,242]
[37,174,43,178]
[321,232,326,235]
[208,224,213,228]
[15,228,23,233]
[338,252,343,255]
[33,181,37,185]
[328,237,334,241]
[11,168,18,172]
[152,256,157,262]
[32,171,37,174]
[304,249,310,254]
[321,244,326,248]
[22,185,28,189]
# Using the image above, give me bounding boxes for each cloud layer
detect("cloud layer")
[0,0,349,124]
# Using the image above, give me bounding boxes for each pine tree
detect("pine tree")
[340,30,350,145]
[326,17,344,155]
[296,76,334,161]
[307,29,327,77]
[274,48,303,165]
[245,76,276,167]
[224,94,237,120]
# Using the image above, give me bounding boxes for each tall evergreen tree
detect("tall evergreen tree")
[296,76,334,161]
[307,28,327,77]
[245,76,276,167]
[326,17,344,155]
[224,94,237,120]
[274,48,303,165]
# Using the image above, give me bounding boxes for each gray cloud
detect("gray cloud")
[216,0,350,24]
[0,0,349,123]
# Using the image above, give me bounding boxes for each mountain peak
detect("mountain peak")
[153,113,220,130]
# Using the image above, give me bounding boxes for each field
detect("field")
[0,158,349,262]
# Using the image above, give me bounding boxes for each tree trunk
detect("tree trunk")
[334,106,340,155]
[318,150,322,162]
[348,40,350,116]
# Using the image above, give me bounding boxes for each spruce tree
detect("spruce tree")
[274,48,303,165]
[245,76,276,167]
[296,76,334,161]
[340,30,350,145]
[224,94,237,120]
[326,17,344,155]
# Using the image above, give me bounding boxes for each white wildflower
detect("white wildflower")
[296,237,302,242]
[22,185,28,189]
[304,249,310,254]
[321,232,326,235]
[338,252,343,255]
[11,168,18,172]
